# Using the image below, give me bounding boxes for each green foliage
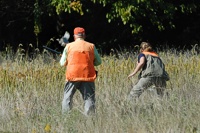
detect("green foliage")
[34,0,42,36]
[0,0,199,51]
[34,0,42,46]
[51,0,200,34]
[51,0,84,15]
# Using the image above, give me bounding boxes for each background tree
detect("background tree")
[0,0,200,54]
[52,0,200,33]
[0,0,35,49]
[0,0,57,50]
[51,0,200,49]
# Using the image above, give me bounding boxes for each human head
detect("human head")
[73,27,85,39]
[140,42,153,52]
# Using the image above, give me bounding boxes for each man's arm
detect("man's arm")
[94,46,102,66]
[60,46,67,66]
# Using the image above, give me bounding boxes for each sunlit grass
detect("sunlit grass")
[0,46,200,133]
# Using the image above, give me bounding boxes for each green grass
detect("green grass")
[0,48,200,133]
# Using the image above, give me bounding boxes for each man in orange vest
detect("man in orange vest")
[128,42,169,100]
[60,27,102,115]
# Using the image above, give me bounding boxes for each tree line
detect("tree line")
[0,0,200,54]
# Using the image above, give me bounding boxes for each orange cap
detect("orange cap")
[74,27,85,35]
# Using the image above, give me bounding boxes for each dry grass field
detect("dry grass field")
[0,47,200,133]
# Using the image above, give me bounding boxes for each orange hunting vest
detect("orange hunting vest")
[142,51,158,57]
[65,40,96,81]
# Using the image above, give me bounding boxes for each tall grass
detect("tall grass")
[0,47,200,133]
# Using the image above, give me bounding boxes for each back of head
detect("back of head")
[74,27,85,39]
[140,42,153,52]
